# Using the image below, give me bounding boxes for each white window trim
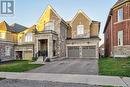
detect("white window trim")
[77,25,84,35]
[45,21,55,31]
[25,33,33,42]
[0,32,6,39]
[118,30,123,46]
[5,46,11,56]
[118,8,123,22]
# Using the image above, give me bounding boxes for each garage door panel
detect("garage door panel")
[82,46,96,58]
[24,51,33,60]
[68,46,96,58]
[68,46,79,57]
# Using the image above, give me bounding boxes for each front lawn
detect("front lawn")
[99,58,130,77]
[0,60,43,72]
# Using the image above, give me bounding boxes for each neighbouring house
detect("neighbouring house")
[104,0,130,57]
[99,44,105,58]
[0,5,100,61]
[14,25,36,60]
[0,21,15,61]
[0,39,14,62]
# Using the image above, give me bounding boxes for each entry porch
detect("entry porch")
[35,31,58,59]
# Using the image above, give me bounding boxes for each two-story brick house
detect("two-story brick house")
[0,5,100,61]
[104,0,130,57]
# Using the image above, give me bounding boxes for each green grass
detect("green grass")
[0,60,43,72]
[99,58,130,77]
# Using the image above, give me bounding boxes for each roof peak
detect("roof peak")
[47,4,53,9]
[77,9,83,13]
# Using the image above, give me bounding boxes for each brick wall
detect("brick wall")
[104,2,130,57]
[104,17,112,57]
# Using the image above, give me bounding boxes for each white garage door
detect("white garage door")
[68,46,96,58]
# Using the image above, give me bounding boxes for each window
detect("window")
[118,30,123,46]
[25,33,33,42]
[45,21,54,31]
[5,46,11,56]
[77,25,84,35]
[0,32,6,39]
[118,8,123,22]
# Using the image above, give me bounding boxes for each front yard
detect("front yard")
[99,58,130,77]
[0,60,43,72]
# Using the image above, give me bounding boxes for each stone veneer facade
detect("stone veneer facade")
[0,40,14,61]
[0,5,100,61]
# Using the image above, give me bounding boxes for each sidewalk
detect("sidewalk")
[0,72,129,87]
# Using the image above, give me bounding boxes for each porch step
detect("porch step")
[30,56,45,64]
[36,56,44,62]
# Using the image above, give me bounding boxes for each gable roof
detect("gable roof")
[48,5,62,20]
[23,25,37,33]
[0,21,10,31]
[70,10,92,25]
[38,5,62,23]
[114,0,126,7]
[10,23,27,33]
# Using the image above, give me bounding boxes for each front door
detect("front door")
[39,39,48,57]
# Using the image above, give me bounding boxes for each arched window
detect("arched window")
[77,25,84,35]
[25,33,32,42]
[45,21,54,31]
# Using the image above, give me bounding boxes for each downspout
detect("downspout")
[110,15,114,58]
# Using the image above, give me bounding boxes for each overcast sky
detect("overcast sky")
[0,0,117,45]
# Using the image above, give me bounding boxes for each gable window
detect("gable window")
[77,25,84,35]
[118,8,123,22]
[45,21,54,31]
[25,33,33,42]
[5,46,11,56]
[118,30,123,46]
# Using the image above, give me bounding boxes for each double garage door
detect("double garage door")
[68,46,96,58]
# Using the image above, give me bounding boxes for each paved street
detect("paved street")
[0,79,101,87]
[0,72,128,87]
[28,58,98,75]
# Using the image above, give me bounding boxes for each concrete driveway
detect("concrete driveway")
[28,58,98,75]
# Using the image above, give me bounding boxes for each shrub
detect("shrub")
[32,57,38,61]
[127,56,130,59]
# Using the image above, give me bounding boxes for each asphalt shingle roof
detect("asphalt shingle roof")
[10,23,27,33]
[0,21,28,33]
[114,0,126,6]
[0,21,10,31]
